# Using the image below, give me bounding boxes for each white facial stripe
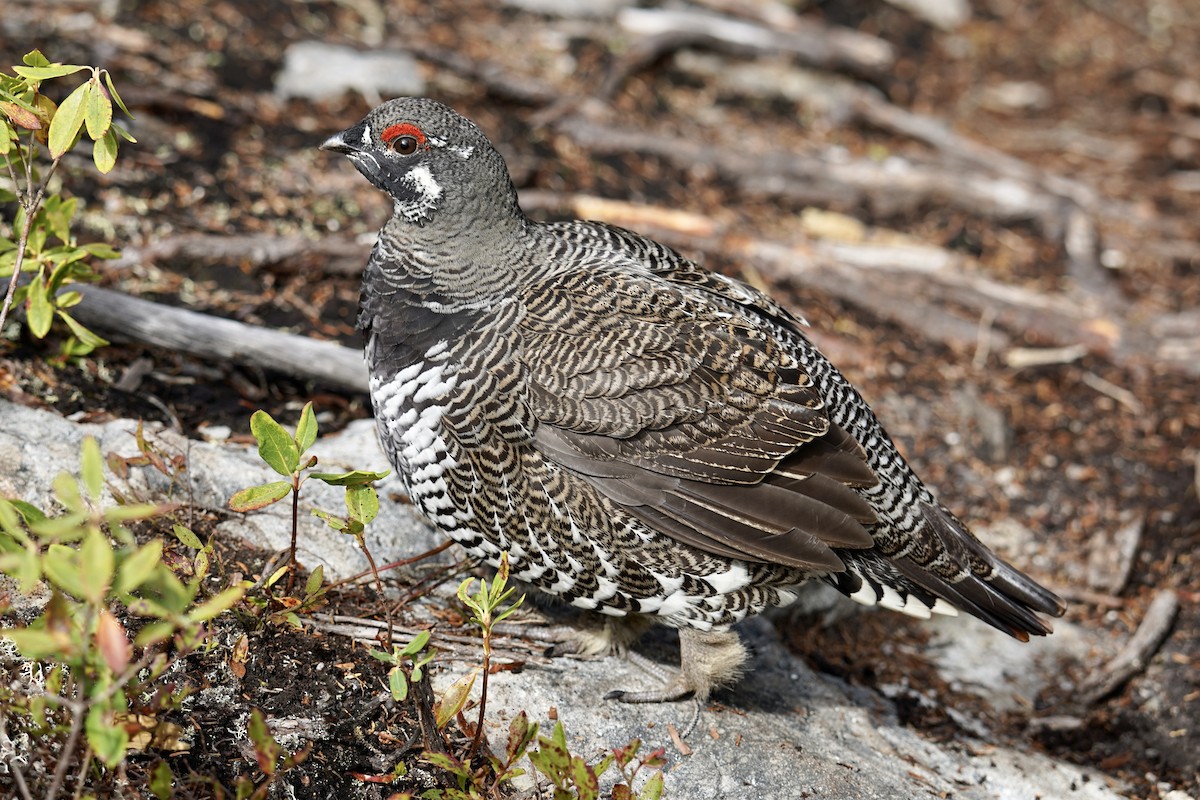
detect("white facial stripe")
[395,164,443,223]
[415,133,474,160]
[405,165,442,201]
[361,123,372,145]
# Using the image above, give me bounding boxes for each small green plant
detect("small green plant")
[1,49,135,360]
[422,710,538,800]
[228,401,390,596]
[455,552,525,758]
[0,437,244,800]
[416,553,667,799]
[371,628,437,702]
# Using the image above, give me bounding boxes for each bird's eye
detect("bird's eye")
[393,135,419,155]
[381,123,427,155]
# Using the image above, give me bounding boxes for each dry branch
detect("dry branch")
[617,7,895,76]
[555,114,1067,228]
[67,284,368,392]
[112,232,370,276]
[1077,590,1179,706]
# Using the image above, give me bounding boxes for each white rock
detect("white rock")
[275,42,424,102]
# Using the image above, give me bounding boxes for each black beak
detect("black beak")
[320,122,365,155]
[320,131,355,154]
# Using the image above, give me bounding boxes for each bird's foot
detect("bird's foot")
[606,627,748,707]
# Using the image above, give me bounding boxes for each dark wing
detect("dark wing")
[519,264,878,573]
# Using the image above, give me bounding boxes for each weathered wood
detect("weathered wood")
[1077,590,1180,706]
[112,232,370,276]
[617,7,895,76]
[67,284,368,392]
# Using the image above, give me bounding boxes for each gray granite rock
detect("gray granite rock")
[0,399,1126,799]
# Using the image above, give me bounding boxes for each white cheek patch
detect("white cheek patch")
[361,123,372,146]
[396,164,443,223]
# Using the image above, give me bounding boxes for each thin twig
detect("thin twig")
[1,156,61,334]
[468,638,490,760]
[43,694,85,800]
[331,539,456,587]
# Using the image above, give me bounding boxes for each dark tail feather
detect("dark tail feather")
[827,503,1065,640]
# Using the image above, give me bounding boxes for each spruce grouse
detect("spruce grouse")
[321,98,1066,702]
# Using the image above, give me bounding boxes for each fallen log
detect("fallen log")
[67,284,368,392]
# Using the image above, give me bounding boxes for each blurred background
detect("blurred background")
[2,1,1197,796]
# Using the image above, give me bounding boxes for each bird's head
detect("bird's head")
[321,97,519,229]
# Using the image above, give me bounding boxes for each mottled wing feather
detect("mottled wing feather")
[521,266,879,570]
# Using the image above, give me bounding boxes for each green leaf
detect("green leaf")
[28,511,87,541]
[44,195,77,243]
[399,629,431,656]
[172,523,203,549]
[295,401,317,454]
[82,242,120,259]
[0,550,40,593]
[3,626,74,661]
[26,273,52,338]
[389,667,408,701]
[103,71,131,117]
[421,752,461,773]
[304,565,324,598]
[641,770,664,800]
[308,469,390,486]
[86,701,130,767]
[133,621,175,647]
[52,469,85,514]
[506,711,536,764]
[247,709,280,776]
[6,499,47,526]
[434,669,477,730]
[310,507,348,533]
[103,502,169,523]
[367,647,398,665]
[22,50,52,68]
[150,760,175,800]
[229,481,292,512]
[80,436,104,500]
[187,586,244,622]
[194,545,211,581]
[13,63,86,83]
[93,127,118,173]
[111,120,136,143]
[116,539,163,593]
[47,80,90,158]
[250,410,300,476]
[85,78,112,139]
[43,543,85,597]
[345,484,379,525]
[79,529,115,603]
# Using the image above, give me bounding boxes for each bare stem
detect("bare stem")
[0,153,61,334]
[356,532,394,649]
[286,473,300,593]
[42,692,85,800]
[468,627,491,760]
